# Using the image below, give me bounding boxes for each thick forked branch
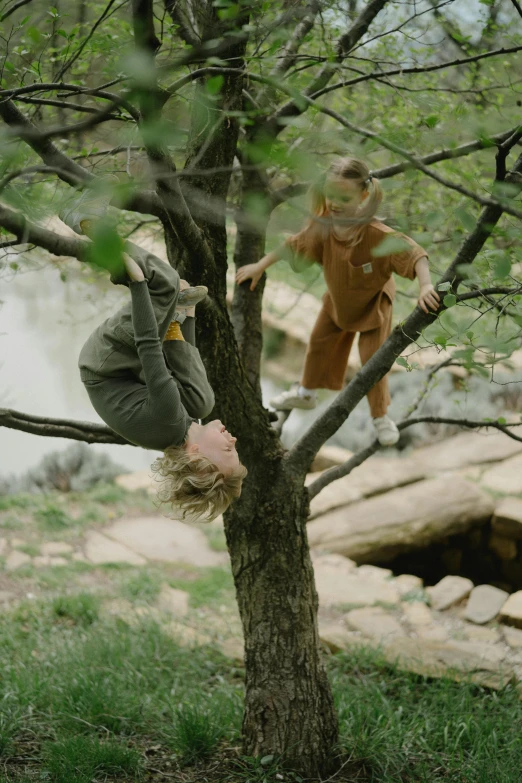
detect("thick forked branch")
[307,417,522,501]
[0,408,129,445]
[132,0,213,270]
[287,154,522,477]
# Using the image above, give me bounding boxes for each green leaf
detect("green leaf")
[497,417,507,425]
[443,294,457,308]
[455,206,476,232]
[260,755,274,766]
[437,281,451,292]
[396,356,410,368]
[466,330,474,340]
[371,235,412,258]
[85,222,125,278]
[423,115,439,128]
[206,75,224,95]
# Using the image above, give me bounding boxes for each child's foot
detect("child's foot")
[269,385,317,411]
[177,285,208,307]
[373,415,399,447]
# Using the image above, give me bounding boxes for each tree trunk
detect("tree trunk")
[226,461,339,775]
[231,168,272,397]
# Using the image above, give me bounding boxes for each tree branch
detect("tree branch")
[0,0,33,22]
[266,0,390,134]
[270,1,321,78]
[132,0,214,270]
[0,408,130,445]
[509,0,522,20]
[268,125,522,208]
[0,98,164,218]
[307,416,522,501]
[309,45,522,101]
[299,105,522,221]
[286,153,522,477]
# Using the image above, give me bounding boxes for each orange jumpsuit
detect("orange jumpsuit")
[285,219,427,418]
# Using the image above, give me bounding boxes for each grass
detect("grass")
[120,569,163,602]
[42,736,141,783]
[0,592,520,782]
[169,566,235,608]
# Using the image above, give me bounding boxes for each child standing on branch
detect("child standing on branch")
[236,157,440,447]
[61,191,246,521]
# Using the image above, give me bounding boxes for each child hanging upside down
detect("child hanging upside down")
[236,156,440,447]
[61,192,247,522]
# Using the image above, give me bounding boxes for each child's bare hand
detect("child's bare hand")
[235,262,264,291]
[179,278,190,291]
[418,284,440,314]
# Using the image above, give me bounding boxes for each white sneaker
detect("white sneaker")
[269,387,317,411]
[373,415,400,447]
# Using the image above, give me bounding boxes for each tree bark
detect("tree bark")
[227,459,338,775]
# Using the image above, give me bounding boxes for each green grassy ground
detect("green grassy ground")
[1,487,522,782]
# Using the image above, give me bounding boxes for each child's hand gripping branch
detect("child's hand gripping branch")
[235,249,283,291]
[415,256,441,314]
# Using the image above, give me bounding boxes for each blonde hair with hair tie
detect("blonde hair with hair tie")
[151,446,247,523]
[309,157,383,246]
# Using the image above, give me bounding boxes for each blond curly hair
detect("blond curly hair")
[151,446,247,523]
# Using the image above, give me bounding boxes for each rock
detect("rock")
[72,552,87,562]
[156,585,190,617]
[344,607,405,639]
[357,565,393,581]
[416,624,449,642]
[503,626,522,648]
[481,453,522,495]
[5,551,31,571]
[49,556,68,567]
[309,430,522,520]
[492,498,522,539]
[115,471,156,494]
[395,573,424,595]
[309,478,362,519]
[10,538,25,548]
[319,623,367,653]
[0,590,15,604]
[0,538,7,556]
[317,630,513,691]
[403,601,433,627]
[313,554,400,608]
[41,542,74,556]
[33,556,51,568]
[488,534,517,561]
[499,591,522,629]
[311,552,357,569]
[308,478,493,562]
[84,531,147,566]
[219,637,244,662]
[427,575,474,611]
[103,517,227,567]
[413,428,522,472]
[463,624,501,644]
[464,584,509,625]
[310,445,354,473]
[164,620,211,647]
